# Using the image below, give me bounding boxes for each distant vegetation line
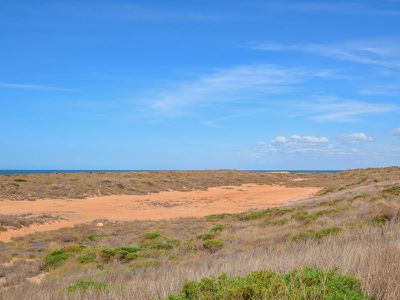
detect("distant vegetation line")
[0,169,342,175]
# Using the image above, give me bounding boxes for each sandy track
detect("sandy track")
[0,184,319,241]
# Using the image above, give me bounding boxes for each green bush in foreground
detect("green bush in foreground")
[166,268,370,300]
[64,279,109,294]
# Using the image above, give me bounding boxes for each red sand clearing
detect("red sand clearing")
[0,184,319,241]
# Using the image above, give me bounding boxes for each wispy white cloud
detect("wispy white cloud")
[340,132,373,142]
[249,40,400,68]
[300,96,396,122]
[0,82,72,91]
[146,64,329,117]
[140,64,396,125]
[358,83,400,96]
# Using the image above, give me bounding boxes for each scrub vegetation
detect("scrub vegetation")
[0,167,400,299]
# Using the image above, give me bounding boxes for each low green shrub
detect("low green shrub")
[99,248,116,263]
[78,253,96,264]
[86,233,106,241]
[43,250,71,270]
[320,186,345,195]
[144,231,161,240]
[292,209,337,224]
[203,239,224,252]
[124,252,139,262]
[197,232,215,241]
[64,279,109,294]
[130,258,161,269]
[205,213,231,221]
[115,246,142,253]
[384,186,400,196]
[210,224,225,232]
[166,268,370,300]
[290,227,342,241]
[148,242,174,250]
[99,246,141,262]
[239,209,272,221]
[371,214,392,226]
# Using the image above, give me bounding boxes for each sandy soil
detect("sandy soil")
[0,184,319,241]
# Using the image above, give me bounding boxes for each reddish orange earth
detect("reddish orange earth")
[0,184,319,241]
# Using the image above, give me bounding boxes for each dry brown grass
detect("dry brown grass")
[0,167,400,299]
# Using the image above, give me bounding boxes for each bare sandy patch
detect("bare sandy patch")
[0,184,319,241]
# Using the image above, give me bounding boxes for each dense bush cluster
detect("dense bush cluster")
[166,268,370,300]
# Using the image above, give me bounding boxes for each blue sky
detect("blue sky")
[1,0,400,170]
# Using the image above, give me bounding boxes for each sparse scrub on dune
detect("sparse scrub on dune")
[144,231,161,240]
[239,209,273,221]
[210,224,225,232]
[320,186,345,195]
[86,233,107,241]
[384,186,400,196]
[166,268,370,300]
[64,279,110,294]
[78,252,96,264]
[197,232,215,241]
[2,167,400,299]
[99,246,142,263]
[42,237,181,269]
[43,249,72,270]
[203,239,224,252]
[263,217,290,226]
[290,227,343,241]
[148,241,176,250]
[291,208,338,224]
[371,215,393,226]
[205,213,232,221]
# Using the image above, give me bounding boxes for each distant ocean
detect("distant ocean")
[0,170,342,175]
